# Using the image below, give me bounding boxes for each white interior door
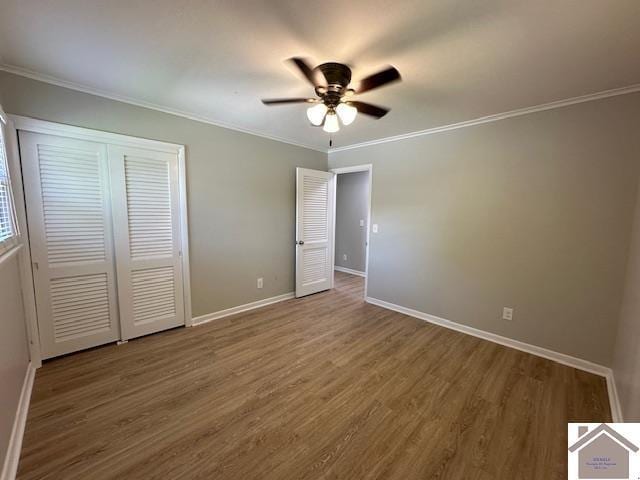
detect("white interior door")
[109,145,185,340]
[20,132,120,358]
[295,168,335,297]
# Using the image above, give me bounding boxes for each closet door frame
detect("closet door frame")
[11,116,193,360]
[3,112,43,367]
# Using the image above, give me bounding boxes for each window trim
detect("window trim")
[0,106,20,256]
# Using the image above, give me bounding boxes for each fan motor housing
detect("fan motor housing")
[316,62,352,92]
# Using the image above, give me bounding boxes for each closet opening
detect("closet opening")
[12,116,191,360]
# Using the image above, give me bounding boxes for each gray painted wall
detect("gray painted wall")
[329,93,640,366]
[0,254,30,467]
[612,184,640,421]
[335,171,369,273]
[0,71,327,317]
[2,68,640,419]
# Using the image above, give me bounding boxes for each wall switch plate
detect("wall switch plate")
[372,224,379,233]
[257,277,263,289]
[359,219,365,227]
[502,307,513,321]
[343,254,347,261]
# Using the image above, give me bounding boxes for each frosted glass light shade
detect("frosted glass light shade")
[306,103,328,126]
[323,111,340,133]
[336,103,357,125]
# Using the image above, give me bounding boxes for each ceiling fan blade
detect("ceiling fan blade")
[349,101,390,118]
[261,98,314,105]
[355,66,401,94]
[287,57,324,88]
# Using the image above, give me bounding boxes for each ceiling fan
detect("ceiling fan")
[262,58,401,134]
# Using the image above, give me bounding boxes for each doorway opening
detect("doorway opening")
[331,165,372,300]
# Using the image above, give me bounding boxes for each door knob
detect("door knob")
[297,240,304,245]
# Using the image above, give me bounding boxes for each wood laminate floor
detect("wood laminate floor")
[18,272,611,480]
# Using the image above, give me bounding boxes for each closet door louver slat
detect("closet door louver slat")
[125,156,173,260]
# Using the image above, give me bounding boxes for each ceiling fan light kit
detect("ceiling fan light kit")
[262,58,402,135]
[336,103,357,126]
[306,103,328,126]
[323,111,340,133]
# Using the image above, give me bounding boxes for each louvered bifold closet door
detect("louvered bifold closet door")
[19,132,120,358]
[295,168,335,297]
[109,145,184,340]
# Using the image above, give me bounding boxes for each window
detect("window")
[0,108,19,255]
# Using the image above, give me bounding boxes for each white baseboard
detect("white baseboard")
[191,292,295,326]
[366,296,622,420]
[605,371,624,422]
[334,266,366,277]
[1,363,35,480]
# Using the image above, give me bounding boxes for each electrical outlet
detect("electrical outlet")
[372,224,379,233]
[502,307,513,321]
[257,277,263,289]
[343,254,347,261]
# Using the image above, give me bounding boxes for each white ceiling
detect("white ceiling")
[1,0,639,151]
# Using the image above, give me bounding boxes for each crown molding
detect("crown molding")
[0,63,327,153]
[329,83,640,153]
[3,63,639,156]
